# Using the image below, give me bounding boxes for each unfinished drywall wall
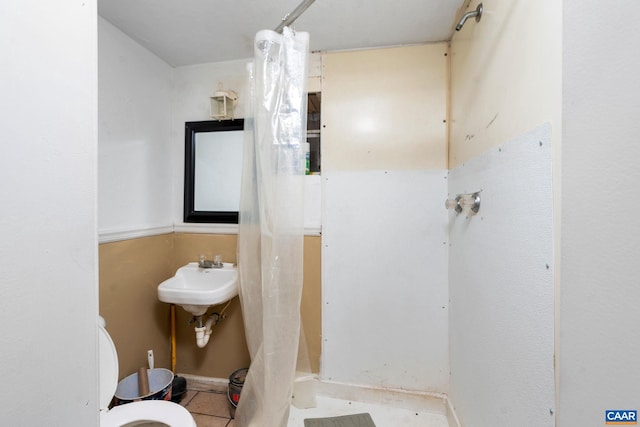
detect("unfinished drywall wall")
[321,45,449,392]
[322,45,448,172]
[449,0,561,167]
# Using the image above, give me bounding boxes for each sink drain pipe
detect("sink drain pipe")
[193,300,232,348]
[194,315,217,348]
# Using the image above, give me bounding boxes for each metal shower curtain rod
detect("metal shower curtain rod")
[274,0,316,33]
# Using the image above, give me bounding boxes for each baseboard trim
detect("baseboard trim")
[177,373,229,393]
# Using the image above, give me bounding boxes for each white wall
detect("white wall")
[559,1,640,424]
[0,1,98,425]
[98,17,174,238]
[171,59,250,231]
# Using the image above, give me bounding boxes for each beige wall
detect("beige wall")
[322,44,448,171]
[449,0,562,167]
[170,233,248,378]
[99,234,175,378]
[100,233,321,380]
[300,235,322,373]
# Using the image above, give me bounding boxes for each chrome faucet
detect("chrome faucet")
[199,254,224,268]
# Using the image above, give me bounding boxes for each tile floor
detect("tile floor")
[179,389,236,427]
[180,388,449,427]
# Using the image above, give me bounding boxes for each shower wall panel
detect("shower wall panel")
[322,169,449,392]
[448,123,554,426]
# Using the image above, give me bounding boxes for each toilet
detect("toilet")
[98,318,196,426]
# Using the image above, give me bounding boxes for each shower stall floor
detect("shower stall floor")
[179,381,450,427]
[287,395,449,427]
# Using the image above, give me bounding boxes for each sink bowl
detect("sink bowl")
[157,262,238,316]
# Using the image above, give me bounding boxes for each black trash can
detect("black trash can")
[227,368,248,418]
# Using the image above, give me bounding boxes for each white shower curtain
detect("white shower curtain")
[236,27,309,427]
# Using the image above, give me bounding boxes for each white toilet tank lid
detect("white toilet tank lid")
[98,325,119,411]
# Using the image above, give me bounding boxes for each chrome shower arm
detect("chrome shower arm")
[455,3,483,31]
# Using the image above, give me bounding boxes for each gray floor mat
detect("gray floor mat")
[304,412,376,427]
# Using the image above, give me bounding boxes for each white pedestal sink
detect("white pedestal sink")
[157,262,238,316]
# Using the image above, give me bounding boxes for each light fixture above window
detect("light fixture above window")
[210,83,238,120]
